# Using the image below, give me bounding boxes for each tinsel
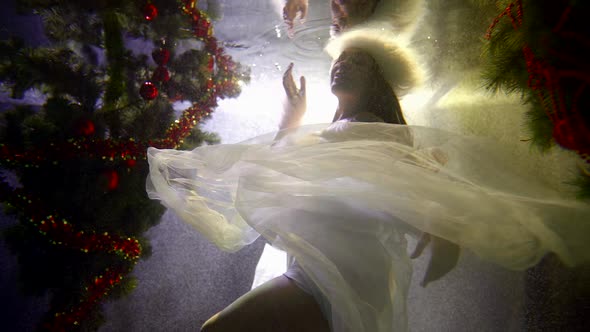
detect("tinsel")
[0,181,140,331]
[44,267,129,331]
[1,186,141,262]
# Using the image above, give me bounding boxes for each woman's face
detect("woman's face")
[331,0,379,33]
[330,48,378,99]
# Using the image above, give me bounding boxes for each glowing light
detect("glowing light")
[301,78,338,125]
[399,89,435,126]
[251,244,287,290]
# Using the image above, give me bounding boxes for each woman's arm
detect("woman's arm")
[274,63,306,141]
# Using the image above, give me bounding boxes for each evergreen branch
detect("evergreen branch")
[523,94,554,151]
[566,167,590,202]
[0,40,102,105]
[101,10,126,106]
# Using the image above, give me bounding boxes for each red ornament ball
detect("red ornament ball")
[152,66,170,82]
[102,170,119,191]
[152,48,170,66]
[76,119,95,136]
[140,81,158,100]
[143,3,158,21]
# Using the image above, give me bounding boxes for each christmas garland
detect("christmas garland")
[483,0,590,197]
[0,182,139,330]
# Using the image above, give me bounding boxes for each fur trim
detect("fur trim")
[325,28,424,96]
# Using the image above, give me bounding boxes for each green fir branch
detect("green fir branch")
[101,10,127,110]
[573,172,590,201]
[523,94,554,151]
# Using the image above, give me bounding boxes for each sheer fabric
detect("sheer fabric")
[147,122,590,332]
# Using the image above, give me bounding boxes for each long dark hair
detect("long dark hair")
[330,49,407,125]
[367,68,406,125]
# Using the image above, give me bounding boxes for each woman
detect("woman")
[197,30,420,332]
[146,28,590,331]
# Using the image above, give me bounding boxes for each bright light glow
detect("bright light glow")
[202,71,337,144]
[251,244,288,290]
[400,89,436,126]
[302,77,338,125]
[201,82,282,143]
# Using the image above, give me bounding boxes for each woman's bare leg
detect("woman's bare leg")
[201,275,330,332]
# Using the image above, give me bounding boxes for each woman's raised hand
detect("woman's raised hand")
[283,0,308,37]
[280,63,306,130]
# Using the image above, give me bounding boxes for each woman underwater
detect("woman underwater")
[146,28,590,332]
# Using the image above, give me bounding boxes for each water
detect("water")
[201,2,337,144]
[192,2,589,331]
[2,0,588,330]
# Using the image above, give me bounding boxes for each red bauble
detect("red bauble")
[102,170,119,191]
[143,3,158,21]
[76,119,95,136]
[152,48,170,66]
[140,81,158,100]
[152,66,170,82]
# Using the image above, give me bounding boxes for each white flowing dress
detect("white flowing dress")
[146,122,590,332]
